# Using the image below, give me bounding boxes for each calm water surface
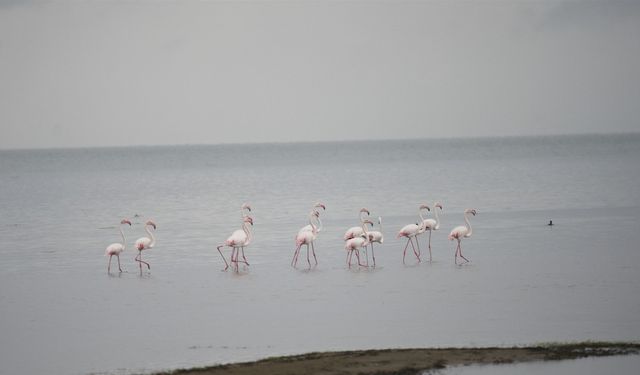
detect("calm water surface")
[1,134,639,374]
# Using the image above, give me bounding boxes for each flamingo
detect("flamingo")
[134,220,156,272]
[397,205,429,264]
[217,215,254,271]
[298,202,326,234]
[291,210,321,268]
[105,218,132,273]
[365,216,384,267]
[343,208,370,240]
[345,219,373,268]
[418,202,443,262]
[449,209,477,265]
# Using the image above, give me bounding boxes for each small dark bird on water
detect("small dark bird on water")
[548,220,553,226]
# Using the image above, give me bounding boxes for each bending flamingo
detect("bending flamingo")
[365,216,384,267]
[134,220,156,272]
[345,219,373,268]
[419,202,443,262]
[217,216,254,271]
[343,208,370,240]
[291,210,320,268]
[449,208,477,265]
[105,218,132,273]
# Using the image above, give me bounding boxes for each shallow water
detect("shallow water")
[0,134,639,374]
[427,354,640,375]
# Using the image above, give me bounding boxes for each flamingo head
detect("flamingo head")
[419,204,431,211]
[465,208,477,216]
[363,219,374,227]
[244,216,254,226]
[120,219,132,226]
[435,202,443,210]
[312,210,321,218]
[378,216,382,224]
[314,202,326,211]
[145,220,157,229]
[360,208,370,216]
[241,203,252,212]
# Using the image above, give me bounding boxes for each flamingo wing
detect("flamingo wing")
[135,237,152,250]
[344,226,364,240]
[105,243,124,256]
[448,226,468,240]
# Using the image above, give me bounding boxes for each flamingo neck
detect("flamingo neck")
[309,214,318,235]
[119,225,126,250]
[434,205,441,230]
[378,217,383,233]
[464,212,473,237]
[419,207,426,222]
[359,211,367,223]
[361,221,370,244]
[316,215,323,232]
[145,225,156,247]
[243,222,253,245]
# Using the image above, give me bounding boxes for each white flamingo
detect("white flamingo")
[366,216,384,267]
[418,202,443,262]
[449,208,477,265]
[134,220,156,272]
[397,205,429,264]
[343,208,370,240]
[105,218,132,273]
[217,215,254,272]
[345,219,373,268]
[291,210,321,268]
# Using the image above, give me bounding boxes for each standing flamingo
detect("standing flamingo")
[343,208,370,240]
[397,205,429,264]
[418,202,443,262]
[345,219,373,268]
[291,210,320,268]
[134,220,156,272]
[217,216,254,271]
[366,216,384,267]
[449,209,477,265]
[105,218,132,273]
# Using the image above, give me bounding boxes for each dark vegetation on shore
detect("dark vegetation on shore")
[151,341,640,375]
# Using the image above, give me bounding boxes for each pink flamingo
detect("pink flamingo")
[134,220,156,272]
[343,208,370,240]
[365,216,384,267]
[418,202,443,262]
[345,219,373,268]
[217,215,254,272]
[291,210,321,268]
[449,208,477,265]
[105,218,132,273]
[397,205,429,264]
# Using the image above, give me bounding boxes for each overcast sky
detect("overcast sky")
[0,0,638,149]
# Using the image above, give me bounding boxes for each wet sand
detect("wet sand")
[154,342,639,375]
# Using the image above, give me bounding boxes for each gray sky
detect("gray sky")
[0,0,638,149]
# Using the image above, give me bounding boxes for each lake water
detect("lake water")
[1,134,639,374]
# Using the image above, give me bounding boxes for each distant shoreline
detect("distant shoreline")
[152,341,640,375]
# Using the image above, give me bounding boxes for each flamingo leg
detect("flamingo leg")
[458,241,470,263]
[347,250,353,268]
[402,238,411,264]
[291,244,301,267]
[306,244,311,268]
[409,238,420,262]
[311,241,318,266]
[117,254,122,272]
[454,241,460,265]
[135,251,150,271]
[240,247,249,266]
[357,249,367,267]
[217,245,229,271]
[364,245,369,266]
[108,254,112,273]
[415,235,421,257]
[371,242,376,268]
[428,230,433,263]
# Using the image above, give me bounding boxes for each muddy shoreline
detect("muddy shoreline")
[153,342,640,375]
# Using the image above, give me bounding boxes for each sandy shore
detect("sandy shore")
[153,342,639,375]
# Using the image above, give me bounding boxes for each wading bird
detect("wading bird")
[449,209,477,265]
[217,215,254,272]
[365,216,384,267]
[418,202,443,262]
[345,219,373,268]
[292,210,321,268]
[343,208,370,240]
[105,218,132,273]
[134,220,156,272]
[397,205,429,264]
